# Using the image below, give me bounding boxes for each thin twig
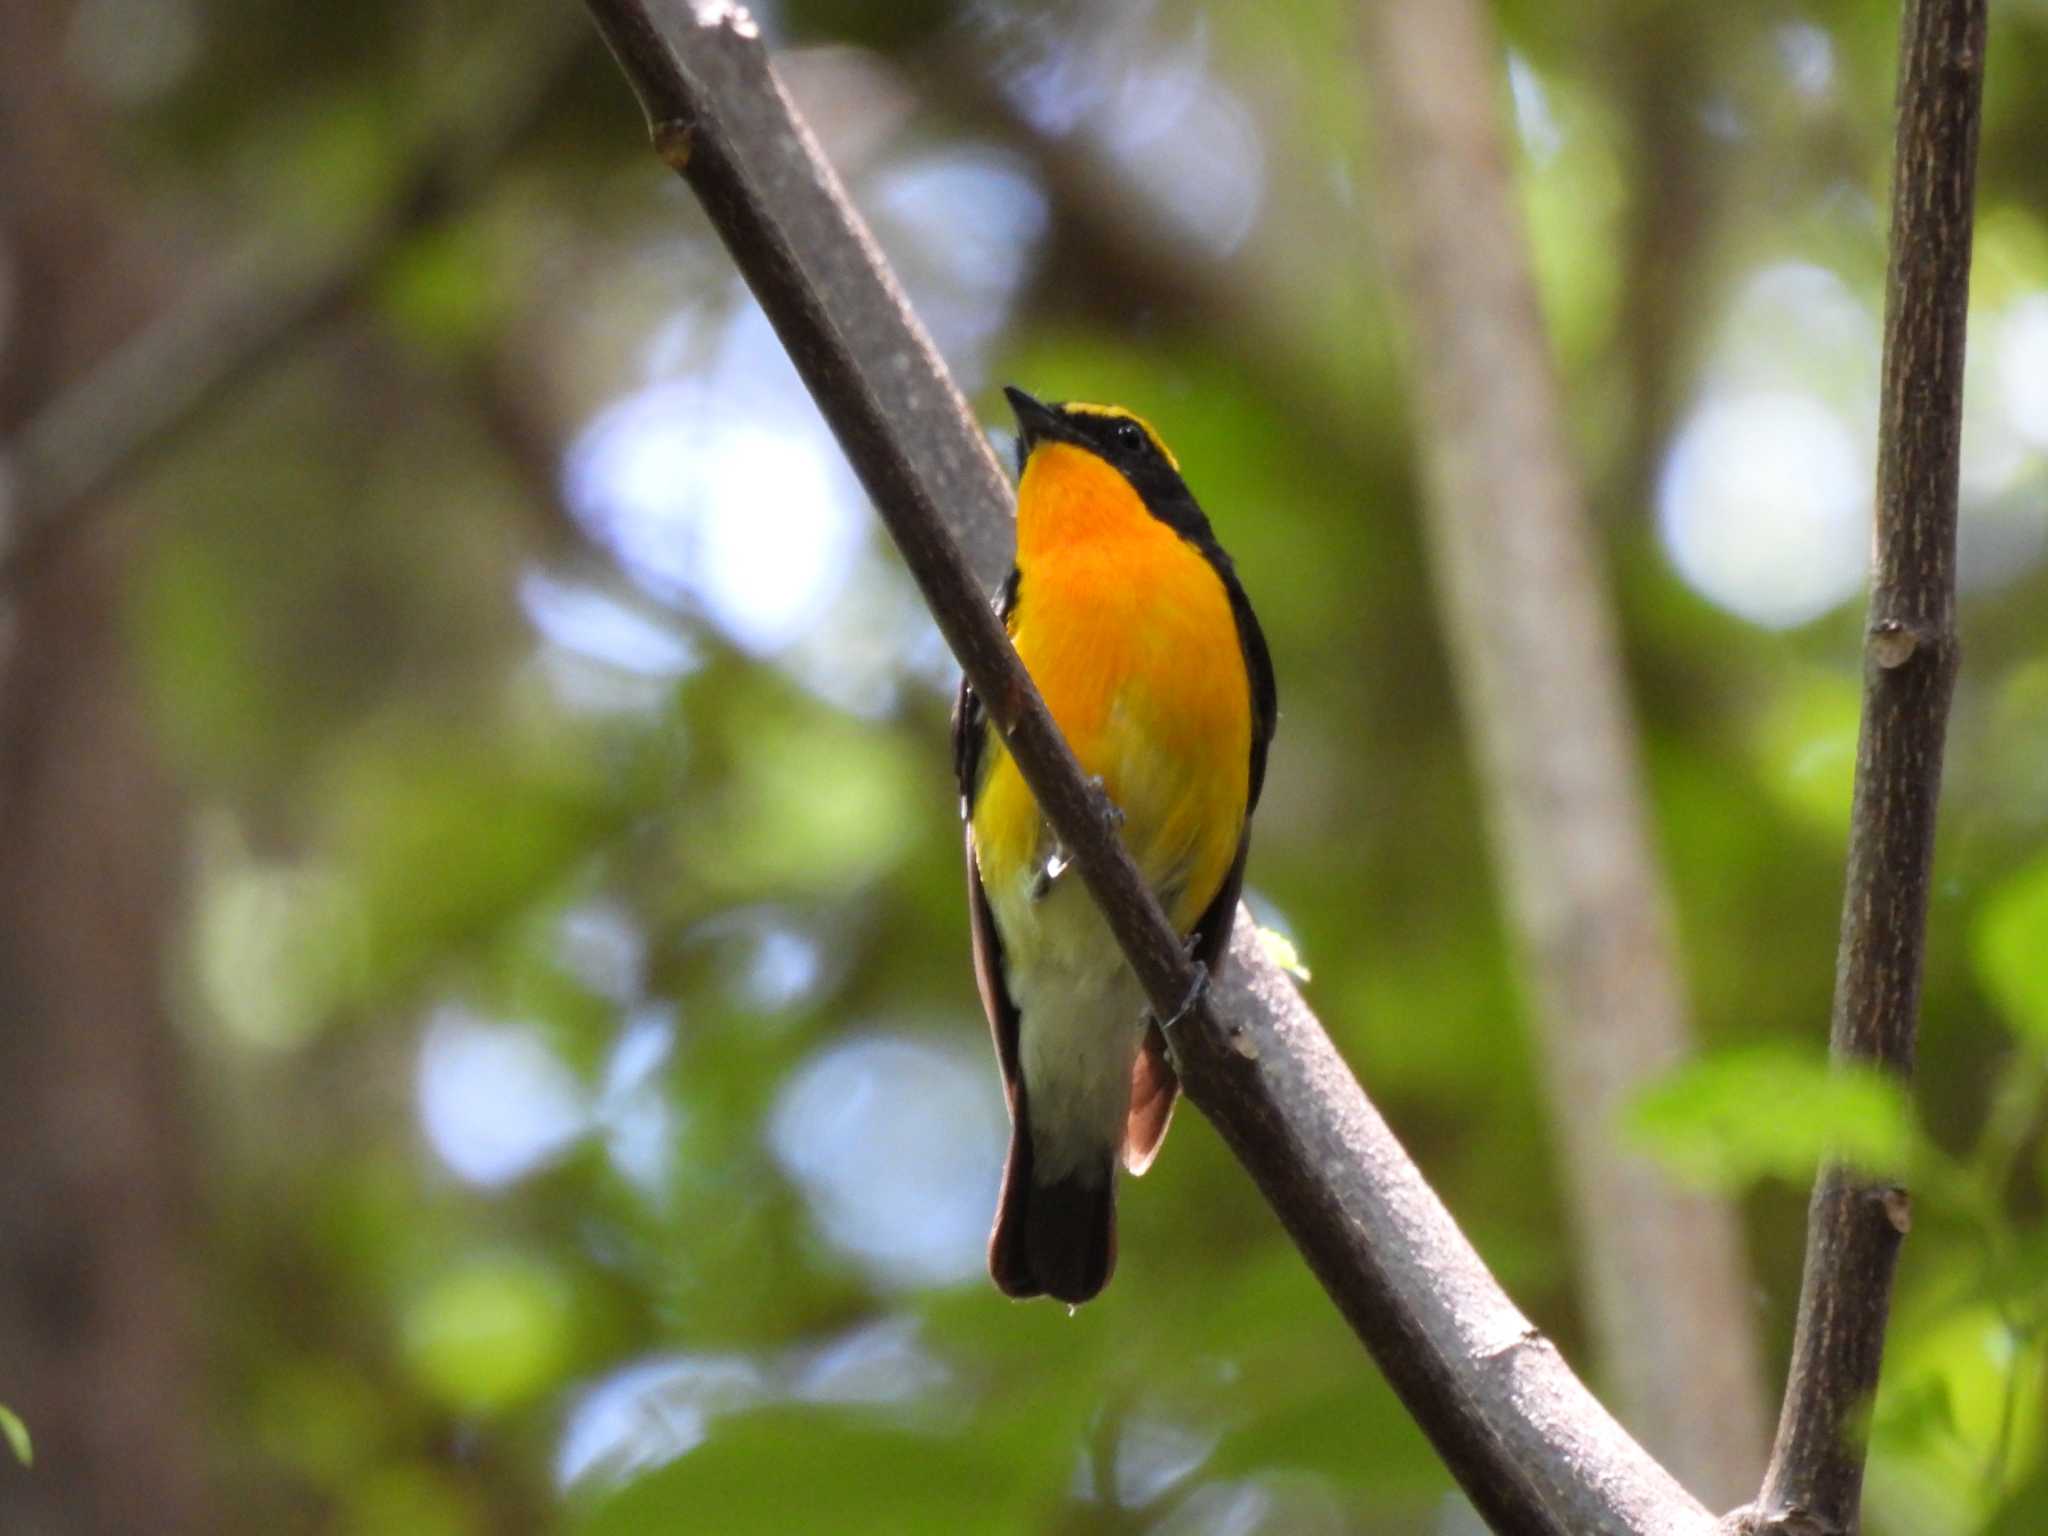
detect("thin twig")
[1751,2,1985,1532]
[577,2,1719,1530]
[0,16,587,588]
[1359,0,1767,1500]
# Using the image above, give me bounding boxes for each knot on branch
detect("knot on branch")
[687,0,759,38]
[1477,1323,1550,1365]
[1868,620,1922,669]
[1734,1503,1845,1536]
[651,118,695,171]
[1879,1186,1912,1235]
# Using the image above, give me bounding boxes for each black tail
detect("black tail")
[989,1111,1116,1304]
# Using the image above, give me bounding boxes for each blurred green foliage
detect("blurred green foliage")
[34,0,2048,1531]
[1626,1046,1922,1193]
[0,1406,30,1469]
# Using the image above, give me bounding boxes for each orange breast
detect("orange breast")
[972,444,1252,933]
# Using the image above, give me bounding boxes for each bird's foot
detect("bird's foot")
[1029,846,1072,902]
[1160,960,1209,1034]
[1087,775,1125,830]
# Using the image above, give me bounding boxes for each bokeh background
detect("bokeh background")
[3,0,2047,1532]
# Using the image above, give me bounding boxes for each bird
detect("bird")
[953,386,1276,1305]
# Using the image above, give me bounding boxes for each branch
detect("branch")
[1358,0,1766,1499]
[0,16,586,588]
[577,2,1718,1530]
[0,7,209,1531]
[1753,2,1984,1531]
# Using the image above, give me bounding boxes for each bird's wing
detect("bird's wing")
[955,569,1024,1105]
[1212,542,1278,812]
[1127,549,1274,1175]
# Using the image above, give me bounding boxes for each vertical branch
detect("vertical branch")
[1755,1,1984,1530]
[1358,0,1768,1501]
[0,3,210,1532]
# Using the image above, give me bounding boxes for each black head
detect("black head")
[1003,386,1209,539]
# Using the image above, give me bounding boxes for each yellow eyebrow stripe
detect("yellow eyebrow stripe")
[1061,402,1180,472]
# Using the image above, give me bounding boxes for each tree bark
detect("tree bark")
[0,5,210,1533]
[1751,3,1984,1531]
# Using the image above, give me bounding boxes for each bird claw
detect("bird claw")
[1160,961,1209,1033]
[1027,782,1119,903]
[1030,847,1071,902]
[1087,775,1125,830]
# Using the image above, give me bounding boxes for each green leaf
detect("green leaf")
[1870,1299,2048,1525]
[1974,855,2048,1045]
[325,734,625,997]
[696,692,918,898]
[1205,1379,1444,1499]
[1750,668,1862,835]
[345,1463,481,1536]
[1625,1045,1920,1192]
[0,1404,29,1467]
[1985,1459,2048,1536]
[1868,1375,1959,1456]
[378,221,507,356]
[576,1408,1036,1536]
[400,1254,578,1415]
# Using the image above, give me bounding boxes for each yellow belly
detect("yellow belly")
[971,534,1251,937]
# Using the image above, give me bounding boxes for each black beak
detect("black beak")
[1003,385,1064,456]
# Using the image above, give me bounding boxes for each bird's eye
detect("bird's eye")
[1113,421,1145,453]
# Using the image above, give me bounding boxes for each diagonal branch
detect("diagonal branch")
[1753,2,1985,1532]
[576,2,1717,1530]
[1358,0,1767,1502]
